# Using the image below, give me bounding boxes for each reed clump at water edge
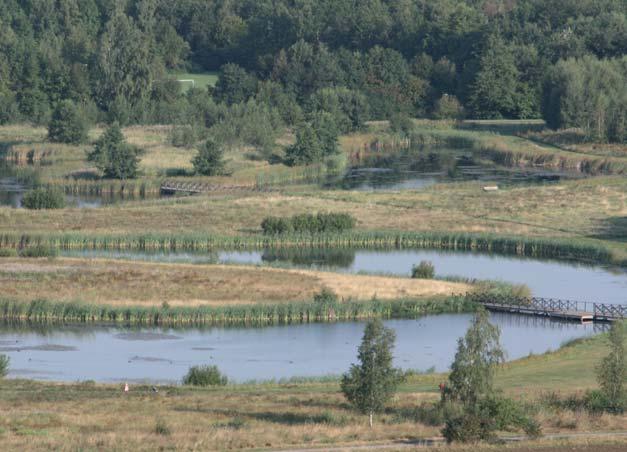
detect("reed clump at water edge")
[0,231,619,266]
[0,296,476,327]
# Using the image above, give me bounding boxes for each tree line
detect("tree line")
[0,0,625,142]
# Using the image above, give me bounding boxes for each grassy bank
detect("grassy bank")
[0,333,624,451]
[1,174,624,240]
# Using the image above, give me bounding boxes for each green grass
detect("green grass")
[170,72,219,92]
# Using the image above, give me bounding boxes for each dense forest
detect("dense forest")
[0,0,625,143]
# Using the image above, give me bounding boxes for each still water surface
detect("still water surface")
[3,313,599,384]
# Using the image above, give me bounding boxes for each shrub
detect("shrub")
[261,213,356,235]
[313,288,339,304]
[433,94,464,120]
[261,216,293,234]
[442,397,540,443]
[47,100,89,144]
[389,113,415,135]
[21,187,66,209]
[169,124,198,147]
[412,261,435,279]
[182,365,228,386]
[192,138,227,176]
[154,419,171,436]
[18,245,59,258]
[0,354,9,378]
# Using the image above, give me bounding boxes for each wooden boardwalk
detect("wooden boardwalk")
[160,180,271,194]
[471,295,626,323]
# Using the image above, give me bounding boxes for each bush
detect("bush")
[412,261,435,279]
[48,100,89,144]
[433,94,464,120]
[182,365,228,386]
[261,212,356,235]
[389,113,415,135]
[169,124,199,147]
[442,397,540,443]
[0,354,9,378]
[18,245,59,258]
[21,187,66,209]
[192,138,227,176]
[313,288,339,304]
[154,419,171,436]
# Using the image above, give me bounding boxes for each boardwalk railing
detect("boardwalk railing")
[470,293,625,322]
[160,180,270,194]
[594,303,627,321]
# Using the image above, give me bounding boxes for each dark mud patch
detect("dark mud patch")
[129,356,173,364]
[0,344,76,352]
[114,332,181,341]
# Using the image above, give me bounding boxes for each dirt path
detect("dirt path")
[273,431,627,452]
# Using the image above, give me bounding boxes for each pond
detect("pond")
[0,173,162,208]
[2,313,600,384]
[66,248,627,304]
[324,149,582,191]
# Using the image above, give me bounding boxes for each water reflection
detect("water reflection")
[325,148,581,191]
[2,313,597,383]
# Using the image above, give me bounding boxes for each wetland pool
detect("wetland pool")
[3,313,600,384]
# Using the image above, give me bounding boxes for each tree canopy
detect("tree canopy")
[0,0,625,141]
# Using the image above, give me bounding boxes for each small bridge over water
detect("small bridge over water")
[471,294,626,323]
[160,180,271,194]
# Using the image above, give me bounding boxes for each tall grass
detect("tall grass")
[0,295,476,326]
[0,231,619,265]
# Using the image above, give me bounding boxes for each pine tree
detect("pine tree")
[87,123,139,179]
[285,123,323,166]
[341,319,404,427]
[192,138,226,176]
[48,100,88,144]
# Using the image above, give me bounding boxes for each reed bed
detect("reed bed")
[0,231,619,265]
[351,126,627,175]
[0,295,475,326]
[47,178,162,196]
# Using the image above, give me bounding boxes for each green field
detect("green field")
[171,72,219,92]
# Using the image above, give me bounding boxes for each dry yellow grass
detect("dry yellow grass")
[1,176,624,244]
[0,258,470,306]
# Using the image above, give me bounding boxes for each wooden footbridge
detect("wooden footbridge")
[160,180,272,194]
[470,294,626,323]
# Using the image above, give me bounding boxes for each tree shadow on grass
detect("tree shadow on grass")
[172,405,350,426]
[590,217,627,242]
